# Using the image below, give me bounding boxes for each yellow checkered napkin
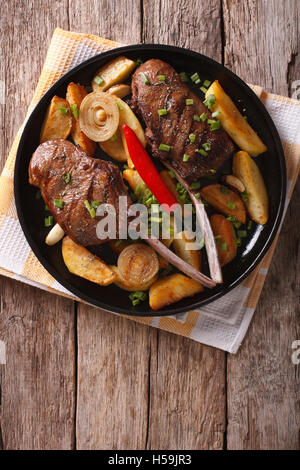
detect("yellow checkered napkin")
[0,28,299,353]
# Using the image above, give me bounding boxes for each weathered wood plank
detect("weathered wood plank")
[223,0,300,450]
[0,0,76,450]
[69,0,152,450]
[143,0,226,450]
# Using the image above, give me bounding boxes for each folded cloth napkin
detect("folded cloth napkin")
[0,28,299,353]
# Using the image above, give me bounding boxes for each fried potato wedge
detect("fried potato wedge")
[107,83,131,98]
[40,96,72,143]
[200,184,246,224]
[62,236,116,286]
[206,80,267,156]
[110,265,158,292]
[123,169,146,194]
[92,56,135,92]
[100,128,127,162]
[233,150,269,224]
[172,231,202,270]
[210,214,237,266]
[66,82,97,156]
[222,174,245,193]
[149,273,203,311]
[116,97,146,163]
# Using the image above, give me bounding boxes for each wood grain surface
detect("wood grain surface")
[0,0,299,450]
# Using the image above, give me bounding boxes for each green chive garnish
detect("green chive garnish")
[64,173,71,184]
[227,201,236,210]
[186,98,194,105]
[168,170,175,178]
[159,143,171,152]
[212,110,221,118]
[194,192,201,199]
[191,72,200,83]
[193,114,200,122]
[207,119,221,131]
[198,149,208,157]
[84,200,96,218]
[190,181,201,190]
[200,86,208,94]
[209,169,216,174]
[202,142,211,151]
[141,72,149,84]
[135,58,143,67]
[70,103,79,118]
[54,198,64,209]
[203,79,211,88]
[91,201,100,209]
[247,220,253,230]
[200,112,207,122]
[221,242,228,251]
[45,216,53,227]
[129,291,147,306]
[236,237,242,246]
[241,190,249,202]
[59,107,68,115]
[183,154,190,162]
[94,75,104,86]
[237,230,247,238]
[189,133,196,143]
[159,75,165,82]
[117,102,123,111]
[180,72,188,82]
[158,108,167,116]
[203,94,216,110]
[215,235,222,240]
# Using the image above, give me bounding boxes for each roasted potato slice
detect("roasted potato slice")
[100,128,127,162]
[233,150,269,224]
[222,174,245,193]
[107,83,131,98]
[66,82,97,156]
[200,184,246,224]
[110,265,158,292]
[206,81,267,156]
[149,273,203,311]
[92,56,135,92]
[123,169,146,194]
[172,231,202,270]
[210,214,237,266]
[40,96,72,143]
[116,97,146,161]
[62,236,116,286]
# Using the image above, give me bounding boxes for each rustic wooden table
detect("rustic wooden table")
[0,0,299,450]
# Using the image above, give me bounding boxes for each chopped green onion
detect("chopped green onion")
[191,72,200,82]
[221,185,228,194]
[200,112,207,121]
[117,102,123,111]
[241,190,249,202]
[70,103,79,118]
[207,119,221,131]
[186,98,194,106]
[202,142,211,151]
[114,240,123,247]
[190,181,201,190]
[209,169,216,174]
[94,75,105,86]
[233,220,241,229]
[64,173,71,184]
[236,237,242,247]
[221,242,228,251]
[247,220,253,230]
[227,201,236,210]
[149,216,162,223]
[197,149,208,157]
[123,164,129,170]
[189,133,196,143]
[237,230,247,238]
[84,200,96,218]
[45,216,53,227]
[59,107,68,115]
[183,154,190,162]
[215,235,222,240]
[159,143,171,152]
[135,58,143,67]
[194,192,201,199]
[203,79,211,88]
[195,78,201,85]
[159,74,165,82]
[168,170,175,178]
[179,72,188,82]
[109,133,118,142]
[158,108,167,117]
[45,205,49,211]
[193,114,200,122]
[85,85,93,93]
[140,72,149,84]
[54,198,64,209]
[212,110,221,118]
[91,201,100,209]
[200,86,208,94]
[203,94,216,110]
[129,291,147,306]
[243,115,248,121]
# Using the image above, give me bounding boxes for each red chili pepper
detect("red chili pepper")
[122,124,178,213]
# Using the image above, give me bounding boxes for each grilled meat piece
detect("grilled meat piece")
[131,59,235,184]
[29,139,131,246]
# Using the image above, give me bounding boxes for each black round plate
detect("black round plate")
[14,44,286,316]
